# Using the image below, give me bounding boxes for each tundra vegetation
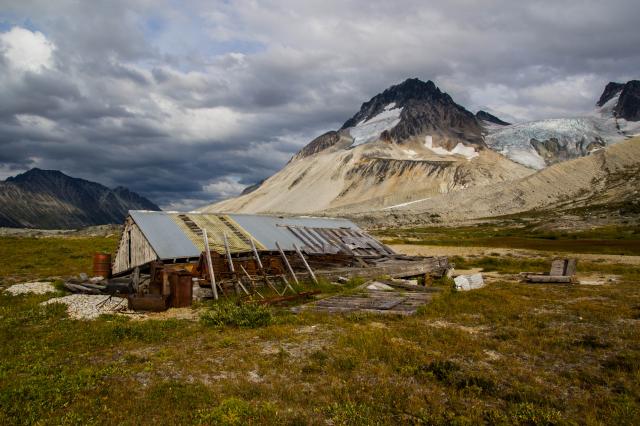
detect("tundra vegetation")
[0,222,639,425]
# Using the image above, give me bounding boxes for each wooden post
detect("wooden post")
[223,232,241,296]
[276,241,299,285]
[132,266,140,294]
[202,229,218,300]
[293,243,318,284]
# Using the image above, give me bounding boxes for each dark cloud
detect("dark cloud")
[0,0,639,208]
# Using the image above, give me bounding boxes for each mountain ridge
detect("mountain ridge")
[205,77,639,217]
[0,168,160,229]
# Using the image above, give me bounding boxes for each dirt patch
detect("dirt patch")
[391,244,640,266]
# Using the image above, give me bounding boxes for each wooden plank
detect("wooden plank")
[550,259,565,276]
[526,275,573,283]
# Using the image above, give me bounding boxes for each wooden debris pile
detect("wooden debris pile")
[293,279,443,315]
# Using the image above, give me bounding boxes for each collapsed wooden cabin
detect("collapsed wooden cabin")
[112,211,449,309]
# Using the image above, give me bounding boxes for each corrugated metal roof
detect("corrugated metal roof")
[129,211,200,259]
[127,210,386,260]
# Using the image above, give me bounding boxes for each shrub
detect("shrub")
[200,302,272,328]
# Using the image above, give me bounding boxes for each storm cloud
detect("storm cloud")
[0,0,638,208]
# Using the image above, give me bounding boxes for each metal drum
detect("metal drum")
[93,252,112,278]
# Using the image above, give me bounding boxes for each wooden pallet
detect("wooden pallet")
[292,286,441,316]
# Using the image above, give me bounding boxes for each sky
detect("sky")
[0,0,638,210]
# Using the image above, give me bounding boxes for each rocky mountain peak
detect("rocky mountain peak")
[340,78,455,129]
[614,80,640,121]
[7,168,67,184]
[341,78,483,148]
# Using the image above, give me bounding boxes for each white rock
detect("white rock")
[366,282,395,291]
[5,281,56,295]
[454,273,485,291]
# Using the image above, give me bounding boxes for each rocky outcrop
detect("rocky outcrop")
[292,131,345,160]
[0,168,160,229]
[240,180,265,195]
[341,78,484,148]
[597,82,625,107]
[614,80,640,121]
[476,110,510,126]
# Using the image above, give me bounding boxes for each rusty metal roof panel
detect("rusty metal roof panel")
[226,214,359,251]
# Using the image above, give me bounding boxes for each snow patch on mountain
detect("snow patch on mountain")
[424,135,479,160]
[349,103,402,146]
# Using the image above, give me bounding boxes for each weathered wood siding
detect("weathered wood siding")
[113,217,158,274]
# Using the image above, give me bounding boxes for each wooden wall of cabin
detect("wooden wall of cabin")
[112,218,159,275]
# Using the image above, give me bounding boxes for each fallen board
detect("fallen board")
[293,286,442,316]
[313,256,450,281]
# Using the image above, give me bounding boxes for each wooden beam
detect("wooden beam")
[293,243,318,284]
[223,232,241,296]
[202,229,218,300]
[276,241,299,285]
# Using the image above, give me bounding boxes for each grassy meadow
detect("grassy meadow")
[0,225,639,425]
[374,223,640,256]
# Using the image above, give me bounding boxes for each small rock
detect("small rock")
[366,282,395,291]
[79,273,89,282]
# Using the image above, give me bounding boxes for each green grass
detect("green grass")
[375,223,640,255]
[0,234,639,424]
[0,236,119,280]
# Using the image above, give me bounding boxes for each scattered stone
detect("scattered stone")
[41,294,128,320]
[337,276,349,284]
[79,272,89,281]
[5,281,56,295]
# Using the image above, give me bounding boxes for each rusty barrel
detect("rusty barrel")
[93,252,112,278]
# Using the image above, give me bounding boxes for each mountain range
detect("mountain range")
[0,168,160,229]
[204,78,639,221]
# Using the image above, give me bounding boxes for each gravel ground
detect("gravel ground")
[41,294,128,320]
[5,281,56,295]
